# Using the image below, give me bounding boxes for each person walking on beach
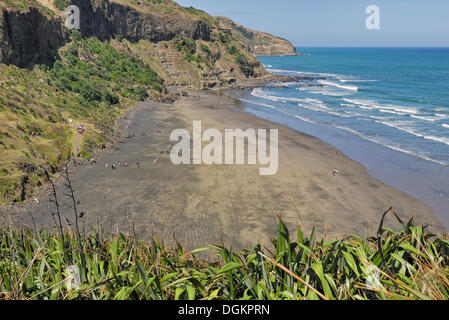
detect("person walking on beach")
[136,162,140,168]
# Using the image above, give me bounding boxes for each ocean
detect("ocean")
[227,47,449,227]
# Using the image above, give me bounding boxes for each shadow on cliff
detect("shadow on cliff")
[0,0,211,69]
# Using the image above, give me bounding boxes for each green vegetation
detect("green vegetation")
[49,32,164,104]
[174,36,197,57]
[218,32,230,44]
[1,0,55,16]
[0,31,164,203]
[227,45,254,77]
[173,36,211,68]
[0,217,448,300]
[3,0,28,10]
[200,44,211,55]
[53,0,65,10]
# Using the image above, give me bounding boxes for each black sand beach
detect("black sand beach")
[6,90,445,250]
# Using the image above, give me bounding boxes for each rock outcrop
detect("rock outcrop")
[0,6,66,67]
[0,0,213,67]
[72,0,212,42]
[216,16,297,56]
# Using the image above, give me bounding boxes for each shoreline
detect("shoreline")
[229,86,449,229]
[6,88,445,250]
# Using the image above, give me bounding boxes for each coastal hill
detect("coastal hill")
[216,16,297,56]
[0,0,285,203]
[0,0,268,85]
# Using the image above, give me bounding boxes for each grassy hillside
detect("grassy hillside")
[0,30,164,203]
[113,31,265,88]
[0,218,448,300]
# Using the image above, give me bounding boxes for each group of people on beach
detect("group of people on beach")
[104,158,160,170]
[73,156,159,170]
[105,161,141,169]
[73,158,97,167]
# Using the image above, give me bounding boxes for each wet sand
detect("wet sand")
[7,90,446,249]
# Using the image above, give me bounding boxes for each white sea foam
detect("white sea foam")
[435,113,449,119]
[442,124,449,129]
[297,104,326,113]
[340,79,377,83]
[378,121,449,147]
[369,115,389,120]
[251,88,306,103]
[342,98,419,115]
[383,106,419,115]
[305,98,324,105]
[332,125,363,137]
[342,98,377,106]
[332,124,449,166]
[266,68,340,79]
[318,79,358,91]
[410,115,439,122]
[378,121,423,137]
[344,111,365,117]
[379,109,407,115]
[308,90,350,97]
[298,103,356,118]
[423,135,449,146]
[239,98,317,124]
[242,89,449,165]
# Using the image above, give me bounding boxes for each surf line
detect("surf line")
[169,120,279,175]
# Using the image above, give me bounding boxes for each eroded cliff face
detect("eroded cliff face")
[0,0,211,67]
[71,0,211,42]
[0,6,66,67]
[0,0,269,87]
[216,16,297,56]
[0,0,212,67]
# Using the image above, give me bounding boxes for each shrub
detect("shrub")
[227,45,239,56]
[135,87,149,101]
[174,36,196,55]
[53,0,66,11]
[218,32,230,44]
[71,29,82,42]
[80,83,102,102]
[200,44,211,54]
[227,45,254,77]
[103,90,120,105]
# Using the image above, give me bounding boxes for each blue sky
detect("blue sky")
[174,0,449,47]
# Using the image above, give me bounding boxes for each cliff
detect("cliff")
[215,16,297,56]
[0,2,66,67]
[0,0,276,203]
[0,0,268,85]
